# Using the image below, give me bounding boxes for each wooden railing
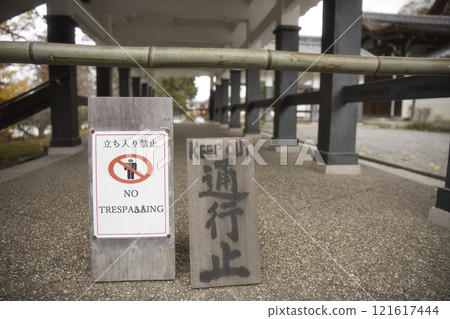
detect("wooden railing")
[227,75,450,112]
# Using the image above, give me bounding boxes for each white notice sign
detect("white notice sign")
[91,131,170,238]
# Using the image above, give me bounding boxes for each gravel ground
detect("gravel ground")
[265,123,450,178]
[0,123,449,300]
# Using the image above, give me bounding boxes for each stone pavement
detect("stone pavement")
[262,123,450,178]
[0,123,449,300]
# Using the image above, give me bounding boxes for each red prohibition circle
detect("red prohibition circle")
[108,154,153,184]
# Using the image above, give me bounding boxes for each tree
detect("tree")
[399,0,434,14]
[0,65,33,100]
[15,109,51,138]
[0,7,48,90]
[0,6,96,137]
[154,77,198,115]
[76,31,96,98]
[0,7,49,138]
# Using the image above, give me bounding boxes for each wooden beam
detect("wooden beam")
[283,91,320,106]
[251,97,275,109]
[343,76,450,103]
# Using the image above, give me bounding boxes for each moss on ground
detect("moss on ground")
[0,137,49,170]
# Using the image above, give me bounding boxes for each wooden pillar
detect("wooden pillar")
[220,79,229,125]
[118,68,130,97]
[317,0,362,166]
[45,15,81,148]
[436,142,450,212]
[96,67,112,97]
[244,69,260,134]
[214,85,222,122]
[141,83,148,97]
[273,25,300,139]
[310,104,319,122]
[209,89,215,121]
[132,76,141,97]
[264,85,273,122]
[229,70,241,128]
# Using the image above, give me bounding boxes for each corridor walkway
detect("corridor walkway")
[0,123,448,300]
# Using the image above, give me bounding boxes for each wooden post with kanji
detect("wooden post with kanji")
[186,137,261,288]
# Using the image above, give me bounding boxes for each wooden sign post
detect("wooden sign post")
[88,97,174,281]
[187,137,261,288]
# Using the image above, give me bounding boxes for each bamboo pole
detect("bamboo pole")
[0,41,449,75]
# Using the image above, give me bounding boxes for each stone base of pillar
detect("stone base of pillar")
[314,164,361,175]
[229,128,243,135]
[244,133,262,138]
[436,187,450,212]
[50,136,81,147]
[272,145,303,153]
[428,207,450,230]
[219,124,229,128]
[48,145,84,156]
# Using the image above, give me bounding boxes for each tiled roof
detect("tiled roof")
[264,37,374,56]
[362,12,450,28]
